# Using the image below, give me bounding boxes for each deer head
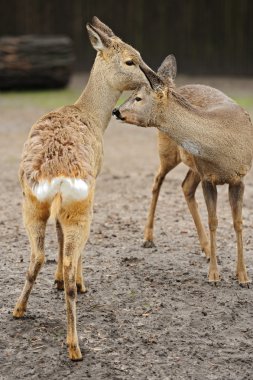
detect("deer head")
[86,17,151,92]
[113,54,177,126]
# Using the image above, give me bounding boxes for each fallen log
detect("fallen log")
[0,35,75,89]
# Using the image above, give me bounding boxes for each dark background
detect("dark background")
[1,0,253,75]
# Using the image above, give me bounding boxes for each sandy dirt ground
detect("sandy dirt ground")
[1,76,253,380]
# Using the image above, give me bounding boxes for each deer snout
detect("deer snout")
[112,108,124,120]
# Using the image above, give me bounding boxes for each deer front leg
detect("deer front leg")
[55,219,64,290]
[13,197,49,317]
[228,182,249,284]
[202,181,219,282]
[143,161,178,248]
[143,169,166,247]
[182,170,210,258]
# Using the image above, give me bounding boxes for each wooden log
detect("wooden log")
[0,35,75,89]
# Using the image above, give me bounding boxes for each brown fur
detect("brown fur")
[20,107,100,188]
[13,17,150,361]
[116,56,253,285]
[50,193,62,219]
[143,84,234,255]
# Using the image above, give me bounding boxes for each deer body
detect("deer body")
[115,56,253,284]
[13,17,150,361]
[144,85,232,251]
[158,88,252,185]
[22,56,121,198]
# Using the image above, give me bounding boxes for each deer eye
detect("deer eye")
[135,97,142,102]
[125,60,134,66]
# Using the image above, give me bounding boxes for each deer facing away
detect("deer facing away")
[13,17,150,361]
[114,56,253,285]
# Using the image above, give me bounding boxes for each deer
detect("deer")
[12,16,151,361]
[113,55,253,285]
[118,54,211,258]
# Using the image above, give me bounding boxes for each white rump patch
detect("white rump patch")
[33,177,89,203]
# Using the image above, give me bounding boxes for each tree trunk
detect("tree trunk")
[0,35,75,89]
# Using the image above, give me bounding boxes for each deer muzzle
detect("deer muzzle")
[112,108,125,120]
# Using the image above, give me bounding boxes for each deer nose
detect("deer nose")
[112,108,121,118]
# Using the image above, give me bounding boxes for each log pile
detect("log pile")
[0,35,75,89]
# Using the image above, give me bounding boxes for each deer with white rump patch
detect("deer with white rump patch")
[113,55,253,285]
[13,17,150,361]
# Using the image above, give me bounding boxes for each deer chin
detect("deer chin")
[123,119,148,128]
[115,114,125,121]
[119,114,146,127]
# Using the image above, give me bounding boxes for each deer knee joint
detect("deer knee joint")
[234,220,242,232]
[32,253,44,268]
[26,271,35,283]
[26,256,44,282]
[208,217,218,231]
[66,285,77,299]
[182,186,194,201]
[182,177,196,201]
[64,241,77,258]
[63,257,72,269]
[152,175,164,193]
[37,253,45,265]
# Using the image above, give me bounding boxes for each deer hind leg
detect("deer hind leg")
[55,219,86,293]
[13,196,49,318]
[143,159,179,248]
[228,182,249,284]
[55,219,64,290]
[182,170,210,258]
[59,201,92,361]
[202,181,219,282]
[76,255,86,293]
[61,222,90,361]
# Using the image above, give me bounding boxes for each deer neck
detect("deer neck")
[156,91,220,159]
[75,56,120,133]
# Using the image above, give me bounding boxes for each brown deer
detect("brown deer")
[13,17,150,361]
[119,55,211,257]
[113,56,253,285]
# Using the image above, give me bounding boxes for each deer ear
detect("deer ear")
[140,63,164,91]
[91,16,115,37]
[86,23,112,51]
[157,54,177,81]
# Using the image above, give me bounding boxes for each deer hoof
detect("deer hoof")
[237,270,250,286]
[76,283,87,294]
[68,344,83,361]
[143,240,156,248]
[13,306,26,318]
[208,269,220,283]
[55,279,64,291]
